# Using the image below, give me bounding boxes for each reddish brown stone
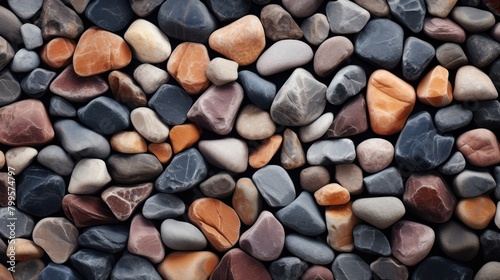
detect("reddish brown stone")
[391,220,435,266]
[249,135,283,169]
[40,38,76,69]
[62,194,119,228]
[0,99,54,146]
[457,128,500,167]
[423,17,466,44]
[148,142,173,164]
[210,248,271,280]
[101,183,153,222]
[50,64,109,102]
[128,214,165,264]
[169,123,202,154]
[327,94,368,137]
[0,173,9,207]
[36,0,84,40]
[260,4,303,41]
[455,195,496,230]
[159,251,219,280]
[167,42,210,95]
[108,70,147,107]
[314,183,351,206]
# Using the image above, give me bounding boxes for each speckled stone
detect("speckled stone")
[335,164,364,195]
[101,183,153,221]
[260,4,303,41]
[300,166,331,193]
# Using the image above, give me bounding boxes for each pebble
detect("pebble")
[0,6,22,47]
[14,239,44,264]
[0,37,14,69]
[274,132,301,167]
[68,159,111,195]
[147,142,172,163]
[189,198,240,252]
[426,0,458,17]
[423,17,466,44]
[5,146,37,173]
[148,84,192,126]
[50,64,109,102]
[326,65,366,105]
[495,167,500,200]
[129,0,163,17]
[85,0,133,32]
[187,82,244,134]
[249,134,282,169]
[107,154,163,184]
[0,154,4,171]
[169,124,201,153]
[78,96,130,135]
[238,70,276,110]
[49,96,76,118]
[437,220,479,262]
[271,68,326,126]
[355,19,404,69]
[325,202,359,252]
[314,183,350,206]
[108,70,147,107]
[20,23,43,50]
[78,225,128,254]
[301,266,334,280]
[269,257,308,280]
[434,104,472,133]
[299,112,333,143]
[451,6,495,33]
[438,151,466,175]
[157,251,219,280]
[306,139,356,165]
[327,94,368,137]
[21,68,56,97]
[38,263,82,280]
[436,43,468,69]
[456,128,500,167]
[157,0,216,43]
[413,257,474,279]
[133,64,169,94]
[301,13,329,46]
[353,224,391,256]
[356,138,394,173]
[260,4,303,41]
[142,193,185,220]
[206,0,252,22]
[239,210,285,261]
[7,0,43,20]
[326,0,370,34]
[364,167,404,196]
[354,0,390,16]
[33,217,79,264]
[54,119,110,159]
[198,138,247,173]
[124,19,171,63]
[402,36,435,81]
[468,35,500,69]
[473,100,500,129]
[253,165,296,207]
[206,57,238,86]
[232,177,262,226]
[37,0,83,40]
[404,172,456,223]
[130,107,169,143]
[110,131,147,154]
[62,194,118,228]
[0,70,20,106]
[276,191,325,236]
[454,169,496,198]
[300,166,330,193]
[335,164,364,195]
[352,197,406,229]
[391,220,435,266]
[70,249,114,280]
[481,230,500,262]
[236,104,276,140]
[388,0,426,32]
[128,214,165,263]
[0,207,34,238]
[455,195,496,230]
[497,202,500,230]
[259,41,313,77]
[332,253,372,280]
[13,259,45,280]
[475,262,500,280]
[199,172,235,198]
[10,48,40,73]
[493,23,500,41]
[111,252,162,280]
[160,219,207,251]
[282,0,323,18]
[314,36,354,77]
[101,183,153,221]
[285,234,335,265]
[370,257,409,280]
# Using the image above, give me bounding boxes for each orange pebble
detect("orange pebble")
[169,124,201,154]
[41,37,76,69]
[249,135,283,169]
[148,143,173,164]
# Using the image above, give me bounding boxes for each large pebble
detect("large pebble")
[238,70,276,110]
[256,41,313,76]
[101,183,153,221]
[40,38,76,69]
[306,139,356,165]
[167,42,210,95]
[206,0,251,21]
[124,19,171,63]
[148,84,192,126]
[438,220,479,262]
[33,217,78,264]
[128,214,165,264]
[260,4,302,41]
[70,249,114,280]
[353,224,391,256]
[388,0,426,32]
[454,169,496,198]
[236,104,275,140]
[352,197,406,229]
[50,65,108,102]
[356,138,394,173]
[232,178,262,226]
[456,128,500,167]
[285,234,335,265]
[325,202,359,252]
[21,68,56,98]
[210,248,271,280]
[253,165,295,207]
[68,159,111,195]
[327,94,367,137]
[133,64,169,94]
[107,154,163,184]
[108,70,147,107]
[111,253,162,280]
[239,210,284,261]
[326,65,366,105]
[276,191,325,236]
[331,253,371,280]
[402,37,435,81]
[423,17,466,44]
[475,262,500,280]
[130,107,169,143]
[364,167,404,196]
[78,225,128,254]
[161,219,207,251]
[198,138,247,173]
[417,65,453,107]
[7,0,43,20]
[84,0,133,32]
[301,13,329,46]
[451,6,495,33]
[157,251,219,280]
[314,36,353,78]
[299,112,333,143]
[326,0,370,34]
[269,257,308,280]
[142,193,185,220]
[438,151,466,175]
[0,6,22,47]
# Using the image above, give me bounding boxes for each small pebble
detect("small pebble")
[327,94,368,137]
[20,23,43,50]
[466,34,500,68]
[5,146,38,173]
[50,64,109,102]
[111,252,162,280]
[434,104,472,133]
[110,131,147,154]
[85,0,133,32]
[356,138,394,173]
[49,96,76,118]
[325,0,370,34]
[453,169,496,198]
[326,65,366,105]
[40,38,75,69]
[130,107,170,143]
[300,166,330,193]
[314,183,350,206]
[77,96,130,136]
[78,225,128,254]
[70,249,114,280]
[142,193,185,220]
[481,230,500,262]
[38,263,82,280]
[299,112,334,143]
[101,183,153,221]
[455,195,496,230]
[402,36,435,81]
[438,151,466,175]
[32,217,79,264]
[280,128,306,170]
[314,36,354,77]
[133,64,169,94]
[236,104,276,140]
[457,128,500,167]
[435,43,468,69]
[10,48,40,73]
[107,154,163,185]
[249,135,282,169]
[169,123,201,154]
[354,0,390,17]
[0,69,20,106]
[306,139,356,165]
[199,172,235,199]
[232,177,262,226]
[417,65,453,107]
[257,40,313,75]
[238,70,276,110]
[205,57,239,86]
[423,17,466,44]
[335,164,364,195]
[68,159,111,195]
[301,13,329,46]
[451,6,495,33]
[370,257,409,280]
[124,19,171,64]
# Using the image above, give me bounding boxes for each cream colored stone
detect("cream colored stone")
[131,107,170,143]
[124,19,171,63]
[206,57,238,86]
[5,147,38,173]
[68,159,111,194]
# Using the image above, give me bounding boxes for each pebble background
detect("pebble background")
[0,0,499,279]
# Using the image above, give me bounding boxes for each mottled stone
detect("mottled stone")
[5,146,37,173]
[78,225,128,254]
[356,138,394,173]
[107,154,163,185]
[50,64,109,102]
[370,257,409,280]
[314,183,350,206]
[332,253,371,280]
[128,214,165,264]
[423,17,465,44]
[54,119,110,159]
[142,193,185,220]
[68,159,111,195]
[327,94,367,137]
[0,207,34,238]
[276,191,325,236]
[101,183,153,221]
[49,96,76,118]
[456,195,496,230]
[269,257,308,280]
[161,219,207,251]
[353,224,391,256]
[77,96,129,135]
[301,13,329,46]
[402,36,435,81]
[111,253,162,280]
[0,69,20,106]
[249,134,282,169]
[124,19,171,63]
[336,164,364,195]
[256,41,313,76]
[326,0,370,34]
[7,0,43,20]
[439,151,466,175]
[285,234,335,265]
[364,167,403,196]
[238,70,276,110]
[281,129,306,170]
[466,35,500,68]
[169,124,201,153]
[307,139,356,165]
[70,249,114,280]
[475,262,500,280]
[299,113,333,143]
[253,165,296,207]
[84,0,133,32]
[129,0,164,17]
[457,128,500,167]
[198,138,247,173]
[239,211,284,261]
[451,6,495,33]
[133,63,169,94]
[158,251,219,280]
[110,131,147,154]
[108,70,147,107]
[353,197,406,229]
[438,220,479,262]
[36,0,84,40]
[412,256,473,280]
[199,172,235,199]
[62,194,119,228]
[454,169,496,198]
[232,178,262,226]
[38,263,83,280]
[260,4,302,41]
[391,220,435,266]
[314,36,353,77]
[236,104,276,140]
[327,66,366,106]
[33,217,79,264]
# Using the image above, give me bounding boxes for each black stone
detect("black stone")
[0,69,20,106]
[106,154,163,185]
[434,104,472,133]
[142,193,186,220]
[111,252,162,280]
[129,0,164,17]
[70,249,114,280]
[490,58,500,91]
[78,225,129,254]
[84,0,134,32]
[17,165,65,217]
[332,253,372,280]
[20,68,56,98]
[466,34,500,68]
[402,36,435,81]
[77,96,130,135]
[39,263,83,280]
[353,224,391,256]
[148,84,193,126]
[206,0,252,22]
[480,230,500,262]
[411,256,473,280]
[238,70,276,110]
[276,191,326,236]
[49,96,76,118]
[269,257,308,280]
[364,167,404,196]
[471,100,500,129]
[0,207,34,238]
[387,0,426,33]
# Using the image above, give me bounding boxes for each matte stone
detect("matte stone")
[434,104,472,133]
[335,164,364,195]
[354,0,390,16]
[206,57,238,86]
[210,248,271,280]
[169,124,201,154]
[68,159,111,195]
[436,43,468,69]
[38,263,83,280]
[276,191,325,236]
[457,128,500,167]
[7,0,43,20]
[20,68,56,97]
[466,35,500,68]
[412,256,473,280]
[108,70,147,107]
[314,183,350,206]
[326,0,370,34]
[158,251,219,280]
[454,169,496,198]
[301,266,334,280]
[0,69,20,106]
[232,177,262,226]
[282,0,323,18]
[101,183,153,221]
[33,217,79,264]
[355,19,404,69]
[388,0,426,32]
[5,146,38,173]
[157,0,216,43]
[78,225,128,254]
[107,154,163,185]
[301,13,329,46]
[423,17,466,44]
[142,193,185,220]
[238,70,276,110]
[456,195,496,230]
[332,253,371,280]
[62,194,119,228]
[260,4,302,41]
[12,259,45,280]
[315,36,354,78]
[402,37,435,81]
[50,64,109,102]
[326,65,366,105]
[10,48,39,73]
[353,224,391,256]
[325,202,359,252]
[370,257,409,280]
[199,172,235,198]
[281,128,306,170]
[54,119,110,159]
[206,0,251,21]
[356,138,394,173]
[391,220,435,266]
[481,230,500,262]
[49,96,76,118]
[161,219,207,251]
[364,167,404,196]
[36,0,84,40]
[236,104,276,140]
[124,19,171,64]
[285,234,335,265]
[252,165,296,207]
[0,207,34,238]
[20,23,43,50]
[472,100,500,129]
[0,6,22,47]
[352,197,406,229]
[129,0,164,17]
[451,6,495,33]
[85,0,134,32]
[269,257,308,280]
[40,37,76,69]
[438,220,479,262]
[77,96,129,135]
[425,0,458,17]
[327,94,367,137]
[148,84,192,126]
[128,214,165,264]
[299,113,334,143]
[111,253,162,280]
[306,139,356,165]
[256,41,313,76]
[133,63,169,94]
[70,249,114,280]
[249,136,280,169]
[439,151,466,175]
[475,262,500,280]
[198,138,248,173]
[110,131,147,154]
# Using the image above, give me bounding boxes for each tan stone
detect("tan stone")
[0,264,13,280]
[314,183,351,206]
[454,65,498,101]
[169,123,202,154]
[325,201,360,252]
[32,217,78,264]
[148,142,172,164]
[40,37,76,69]
[110,131,147,154]
[456,195,496,230]
[232,178,262,226]
[157,251,219,280]
[417,65,453,107]
[236,104,276,141]
[249,135,283,169]
[335,163,364,195]
[354,0,390,17]
[457,129,500,167]
[0,151,4,170]
[167,42,210,95]
[130,107,170,143]
[8,238,44,261]
[124,19,171,63]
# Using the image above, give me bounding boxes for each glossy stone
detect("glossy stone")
[50,64,109,102]
[147,142,172,165]
[285,234,335,265]
[108,70,147,107]
[252,165,296,207]
[232,178,262,226]
[327,94,368,137]
[70,249,114,280]
[239,211,285,261]
[107,154,163,185]
[423,17,466,44]
[124,19,171,64]
[206,57,238,86]
[161,219,207,251]
[78,225,128,254]
[110,131,147,154]
[314,36,354,77]
[352,197,406,229]
[5,146,38,173]
[49,96,76,118]
[326,0,370,34]
[475,262,500,280]
[142,193,185,220]
[158,251,219,280]
[128,214,165,264]
[354,0,390,16]
[326,65,366,105]
[454,169,496,198]
[0,69,20,106]
[77,96,129,135]
[276,191,325,236]
[206,0,251,21]
[434,104,472,133]
[33,217,79,264]
[364,167,404,196]
[260,4,302,41]
[282,0,323,18]
[0,207,34,238]
[402,36,435,81]
[353,224,391,256]
[457,128,500,167]
[331,253,371,280]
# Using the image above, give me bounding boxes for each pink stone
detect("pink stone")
[391,220,435,266]
[128,214,165,264]
[210,248,271,280]
[101,182,153,221]
[239,211,285,261]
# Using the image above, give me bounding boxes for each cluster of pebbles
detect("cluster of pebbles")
[0,0,500,279]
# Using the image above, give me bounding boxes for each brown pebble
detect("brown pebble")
[110,131,147,154]
[326,201,360,252]
[314,183,351,206]
[260,4,303,41]
[9,238,44,261]
[157,251,219,280]
[108,70,147,107]
[335,163,364,195]
[327,94,368,137]
[232,178,262,226]
[314,36,353,77]
[300,166,330,193]
[281,128,306,170]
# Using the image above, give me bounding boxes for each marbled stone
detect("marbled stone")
[49,96,76,118]
[423,17,465,44]
[38,263,83,280]
[332,253,371,280]
[356,138,394,173]
[325,201,359,252]
[327,65,366,106]
[161,219,207,251]
[40,37,75,69]
[5,146,37,173]
[353,197,406,229]
[0,70,20,106]
[481,230,500,262]
[285,234,335,265]
[0,6,22,47]
[142,193,185,220]
[276,191,325,236]
[130,107,169,143]
[78,225,128,254]
[62,194,119,228]
[10,48,39,73]
[133,64,169,94]
[129,0,164,17]
[364,167,404,196]
[260,4,302,41]
[436,43,468,69]
[20,23,43,50]
[232,178,262,226]
[439,151,466,175]
[421,66,453,107]
[434,104,472,133]
[451,6,495,33]
[68,159,111,195]
[299,113,334,143]
[124,19,171,63]
[111,253,162,280]
[437,220,479,262]
[354,0,390,16]
[370,257,409,280]
[108,70,147,107]
[327,94,367,137]
[198,138,247,173]
[211,248,271,280]
[169,124,201,154]
[7,0,43,20]
[0,207,34,238]
[236,104,276,140]
[314,36,353,78]
[85,0,133,32]
[301,13,329,46]
[238,70,276,110]
[36,0,84,40]
[50,64,109,102]
[206,0,251,21]
[306,139,356,165]
[199,172,235,198]
[101,183,153,221]
[33,217,78,264]
[314,183,350,206]
[353,224,391,256]
[107,154,163,185]
[475,262,500,280]
[457,128,500,167]
[128,214,165,264]
[472,100,500,129]
[54,119,110,159]
[336,164,364,195]
[110,131,147,154]
[253,165,296,207]
[206,57,238,86]
[326,0,370,34]
[256,41,313,76]
[148,84,192,126]
[158,251,219,280]
[454,169,496,198]
[402,36,435,81]
[456,195,496,230]
[269,257,308,280]
[391,220,435,266]
[466,34,500,68]
[249,135,282,169]
[70,249,114,280]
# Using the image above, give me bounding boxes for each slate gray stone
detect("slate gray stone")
[370,257,409,280]
[269,257,308,280]
[142,193,185,220]
[332,253,372,280]
[206,0,251,21]
[148,84,193,126]
[495,167,500,201]
[70,249,114,280]
[412,256,474,280]
[355,19,404,69]
[129,0,164,17]
[436,43,468,69]
[395,112,454,172]
[157,0,217,43]
[0,37,14,71]
[39,263,83,280]
[78,225,128,254]
[353,224,391,256]
[20,23,43,50]
[0,6,23,47]
[49,96,76,118]
[0,207,34,238]
[387,0,426,33]
[77,96,130,135]
[37,145,75,176]
[276,191,325,236]
[434,104,473,133]
[472,100,500,129]
[466,34,500,68]
[252,165,296,207]
[10,48,40,73]
[54,119,111,160]
[84,0,134,32]
[238,70,276,110]
[438,151,466,175]
[325,0,370,34]
[451,6,496,33]
[7,0,44,20]
[155,148,207,193]
[326,65,366,105]
[106,154,163,184]
[160,219,207,250]
[364,167,404,196]
[111,252,162,280]
[270,68,326,126]
[0,69,21,106]
[21,68,56,97]
[402,37,435,81]
[453,169,496,198]
[199,172,235,198]
[285,234,335,265]
[481,230,500,262]
[306,139,356,165]
[438,220,480,262]
[491,59,500,91]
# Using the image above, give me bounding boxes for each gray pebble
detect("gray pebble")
[21,68,56,98]
[238,70,276,110]
[453,169,496,198]
[434,104,473,133]
[301,13,329,46]
[10,48,40,73]
[387,0,426,33]
[77,96,130,136]
[326,0,370,34]
[54,119,110,160]
[438,220,479,262]
[332,253,372,280]
[142,193,185,220]
[326,65,366,105]
[402,36,435,81]
[306,139,356,165]
[466,34,500,68]
[285,233,335,265]
[37,145,74,176]
[78,225,128,254]
[438,151,466,175]
[0,69,21,106]
[364,167,404,196]
[252,165,296,207]
[353,224,391,256]
[160,219,207,250]
[276,191,325,236]
[436,43,468,69]
[7,0,43,20]
[0,207,34,238]
[111,252,162,280]
[20,23,43,50]
[107,154,163,184]
[0,36,14,71]
[49,96,77,118]
[199,172,235,199]
[451,6,495,33]
[269,257,308,280]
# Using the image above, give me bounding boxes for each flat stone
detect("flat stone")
[437,220,479,262]
[354,0,390,16]
[336,164,364,195]
[62,194,118,228]
[391,220,435,266]
[454,169,496,198]
[353,197,405,229]
[142,193,185,220]
[260,4,302,41]
[285,234,335,265]
[133,64,169,94]
[0,69,20,106]
[370,257,409,280]
[70,249,114,280]
[107,154,163,185]
[85,0,133,32]
[10,48,39,73]
[68,159,111,195]
[395,112,454,172]
[232,177,262,226]
[404,172,456,223]
[364,167,403,196]
[236,104,276,140]
[326,65,366,106]
[38,263,83,280]
[78,225,128,254]
[0,207,34,238]
[198,138,247,173]
[475,262,500,280]
[412,256,473,280]
[128,214,165,264]
[50,64,109,102]
[77,96,129,135]
[402,36,435,81]
[147,142,172,164]
[160,219,207,251]
[158,251,219,280]
[12,259,45,280]
[101,183,153,221]
[327,94,367,137]
[299,112,333,143]
[239,210,285,261]
[36,0,83,40]
[457,128,500,167]
[249,135,282,169]
[7,0,43,20]
[169,124,201,153]
[111,253,162,280]
[54,119,110,159]
[306,139,356,165]
[124,19,171,63]
[439,151,466,175]
[187,82,244,134]
[108,70,147,107]
[472,100,500,129]
[129,0,163,17]
[21,68,56,98]
[466,34,500,68]
[211,248,271,280]
[199,172,235,199]
[314,183,350,206]
[253,165,296,207]
[5,146,37,173]
[332,253,371,280]
[356,138,394,173]
[423,17,465,44]
[110,131,147,154]
[301,266,334,280]
[301,13,329,46]
[326,0,370,34]
[281,129,306,170]
[238,70,276,110]
[434,104,472,133]
[206,57,238,86]
[314,36,354,77]
[481,230,500,262]
[353,224,391,256]
[155,148,207,193]
[130,107,169,143]
[20,23,43,50]
[456,195,496,230]
[451,6,495,33]
[355,19,404,69]
[148,84,192,126]
[436,43,468,69]
[388,0,426,32]
[325,202,359,252]
[33,217,78,264]
[276,191,325,236]
[256,41,313,76]
[49,96,76,118]
[269,257,308,280]
[0,6,22,47]
[157,0,216,43]
[206,0,251,21]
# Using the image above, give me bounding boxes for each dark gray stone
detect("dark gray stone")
[285,233,335,265]
[354,224,391,256]
[402,36,435,81]
[326,65,366,105]
[0,6,23,47]
[148,84,192,126]
[438,220,480,262]
[434,104,473,133]
[21,68,56,98]
[466,34,500,68]
[10,48,40,73]
[0,69,21,106]
[39,263,83,280]
[77,96,130,135]
[269,257,308,280]
[490,59,500,91]
[387,0,426,33]
[411,256,473,280]
[130,0,164,17]
[438,151,466,175]
[37,145,75,176]
[70,249,114,280]
[111,252,162,280]
[481,229,500,262]
[395,112,454,172]
[451,6,496,33]
[54,119,111,159]
[199,172,235,198]
[453,169,496,198]
[7,0,44,20]
[325,0,370,34]
[107,154,163,184]
[238,70,276,110]
[49,96,76,118]
[0,207,34,238]
[364,167,404,196]
[206,0,251,21]
[355,19,404,69]
[495,166,500,201]
[472,100,500,129]
[20,23,43,50]
[276,191,325,236]
[252,165,296,207]
[142,193,185,220]
[370,257,409,280]
[332,253,372,280]
[155,148,207,193]
[85,0,134,32]
[0,35,14,71]
[435,43,468,69]
[78,225,129,254]
[306,139,356,165]
[157,0,217,43]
